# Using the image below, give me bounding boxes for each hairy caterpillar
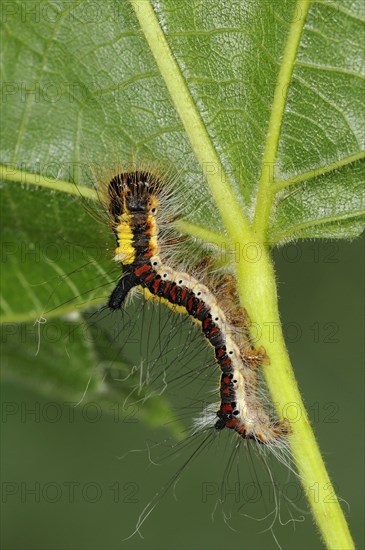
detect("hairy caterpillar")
[32,161,299,545]
[105,168,290,445]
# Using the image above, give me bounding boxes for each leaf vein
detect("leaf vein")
[253,0,311,239]
[292,74,362,147]
[271,210,365,243]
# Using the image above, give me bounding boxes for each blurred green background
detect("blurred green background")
[1,236,364,550]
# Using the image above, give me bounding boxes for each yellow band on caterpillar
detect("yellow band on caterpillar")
[115,214,135,264]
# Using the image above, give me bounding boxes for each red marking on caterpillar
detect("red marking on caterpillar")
[181,287,188,303]
[106,169,290,446]
[163,281,171,296]
[134,264,151,278]
[144,272,156,283]
[202,318,210,330]
[169,284,178,302]
[151,277,162,294]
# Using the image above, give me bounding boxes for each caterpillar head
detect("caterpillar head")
[108,171,160,218]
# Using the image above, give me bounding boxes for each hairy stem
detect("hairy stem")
[234,243,354,549]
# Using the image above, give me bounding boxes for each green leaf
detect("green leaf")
[1,315,102,397]
[269,157,365,242]
[0,182,116,321]
[1,310,182,434]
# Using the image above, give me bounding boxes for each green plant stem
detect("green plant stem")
[234,243,354,549]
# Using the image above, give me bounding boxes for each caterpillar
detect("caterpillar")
[33,163,296,544]
[105,168,290,445]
